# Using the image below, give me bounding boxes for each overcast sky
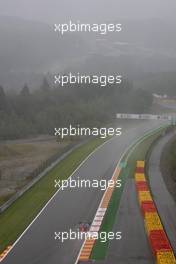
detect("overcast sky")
[0,0,176,23]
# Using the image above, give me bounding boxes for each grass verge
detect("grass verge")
[91,166,129,259]
[0,137,108,253]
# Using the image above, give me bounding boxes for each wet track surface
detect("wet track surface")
[2,121,163,264]
[149,132,176,254]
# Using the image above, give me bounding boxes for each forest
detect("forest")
[0,77,153,139]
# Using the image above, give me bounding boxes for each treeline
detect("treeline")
[136,72,176,97]
[0,78,153,139]
[160,135,176,201]
[168,139,176,184]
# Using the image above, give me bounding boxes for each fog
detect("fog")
[0,0,176,23]
[0,0,176,94]
[0,1,176,192]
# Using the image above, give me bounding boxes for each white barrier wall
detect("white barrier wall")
[116,113,172,121]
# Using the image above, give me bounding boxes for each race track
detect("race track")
[2,120,163,264]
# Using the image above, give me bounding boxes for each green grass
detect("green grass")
[127,130,164,178]
[91,167,129,259]
[0,194,15,207]
[0,137,107,253]
[91,127,167,260]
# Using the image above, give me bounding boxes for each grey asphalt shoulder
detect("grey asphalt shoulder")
[148,131,176,254]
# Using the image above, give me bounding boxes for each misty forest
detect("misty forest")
[1,15,176,140]
[0,78,153,139]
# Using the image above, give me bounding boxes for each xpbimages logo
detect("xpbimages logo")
[54,177,122,191]
[54,230,122,243]
[54,125,122,139]
[54,21,122,35]
[54,73,122,87]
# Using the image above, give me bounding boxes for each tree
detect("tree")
[40,77,50,93]
[17,84,32,118]
[0,85,8,111]
[20,84,30,97]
